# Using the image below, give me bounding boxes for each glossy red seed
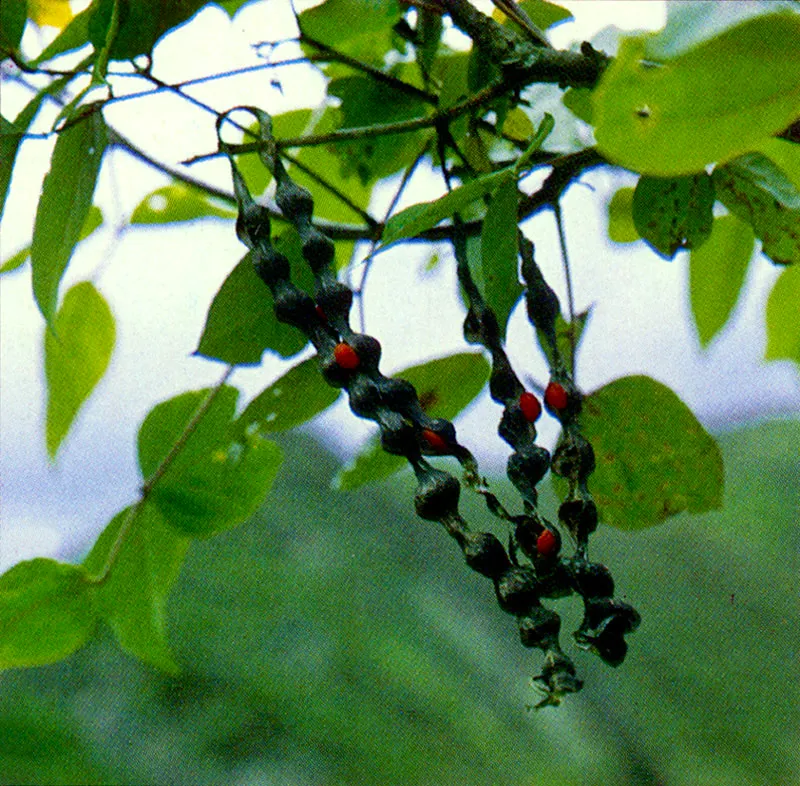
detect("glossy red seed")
[421,428,448,452]
[536,528,559,557]
[333,342,360,370]
[519,391,542,422]
[315,304,327,322]
[544,381,569,411]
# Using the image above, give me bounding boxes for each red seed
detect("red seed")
[421,428,448,452]
[536,528,559,557]
[333,342,360,370]
[519,391,542,422]
[315,304,327,322]
[544,381,569,411]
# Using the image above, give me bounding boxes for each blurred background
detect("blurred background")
[1,1,798,784]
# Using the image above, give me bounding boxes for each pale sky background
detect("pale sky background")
[1,0,798,571]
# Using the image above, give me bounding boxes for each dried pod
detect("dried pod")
[461,531,511,579]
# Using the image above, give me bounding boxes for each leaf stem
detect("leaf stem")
[553,203,576,379]
[87,366,235,585]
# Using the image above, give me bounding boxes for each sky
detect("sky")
[1,0,798,571]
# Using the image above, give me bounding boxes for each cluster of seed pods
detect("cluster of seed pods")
[218,108,639,707]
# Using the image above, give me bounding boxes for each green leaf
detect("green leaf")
[754,138,800,194]
[593,14,800,176]
[130,183,236,225]
[562,87,593,124]
[31,107,107,326]
[83,505,189,673]
[644,1,799,61]
[478,177,523,340]
[607,187,638,243]
[535,308,589,373]
[415,7,442,82]
[0,558,96,669]
[335,352,490,490]
[217,0,256,17]
[1,0,27,49]
[237,109,313,197]
[517,0,572,30]
[632,173,714,259]
[29,3,91,65]
[382,169,512,246]
[236,357,340,438]
[574,375,724,530]
[765,265,800,366]
[327,74,431,184]
[195,250,309,366]
[88,0,208,60]
[0,246,30,275]
[45,282,116,459]
[299,0,405,65]
[0,204,102,277]
[690,214,754,347]
[713,152,800,266]
[1,90,51,222]
[138,387,283,537]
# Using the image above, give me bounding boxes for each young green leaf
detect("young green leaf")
[572,375,724,530]
[236,357,340,438]
[84,505,190,674]
[479,177,523,341]
[535,309,590,373]
[130,183,236,225]
[593,14,800,176]
[382,169,512,246]
[632,173,714,259]
[504,0,572,31]
[690,215,754,347]
[713,153,800,266]
[0,558,97,669]
[138,387,283,538]
[195,252,308,365]
[87,0,208,60]
[0,246,30,276]
[335,352,490,490]
[31,107,107,326]
[45,282,116,459]
[607,187,638,243]
[0,0,27,49]
[765,265,800,367]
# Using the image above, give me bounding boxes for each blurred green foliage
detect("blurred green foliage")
[1,419,798,786]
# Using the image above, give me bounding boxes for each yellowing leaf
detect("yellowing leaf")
[28,0,73,29]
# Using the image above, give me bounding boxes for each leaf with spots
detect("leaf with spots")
[565,375,724,530]
[713,152,800,266]
[138,387,283,538]
[632,173,714,259]
[334,352,490,490]
[235,357,340,438]
[130,183,235,225]
[593,14,800,175]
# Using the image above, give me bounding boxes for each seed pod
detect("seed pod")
[569,560,614,599]
[461,531,511,579]
[236,203,272,249]
[317,282,353,320]
[495,566,538,614]
[488,357,520,403]
[507,446,551,490]
[273,285,316,328]
[253,247,290,286]
[414,468,460,521]
[519,606,561,648]
[302,229,335,272]
[319,351,352,388]
[379,378,417,411]
[380,417,418,457]
[559,498,598,542]
[349,334,381,370]
[276,179,314,220]
[348,376,380,417]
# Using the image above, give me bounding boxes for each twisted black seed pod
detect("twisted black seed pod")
[217,107,638,709]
